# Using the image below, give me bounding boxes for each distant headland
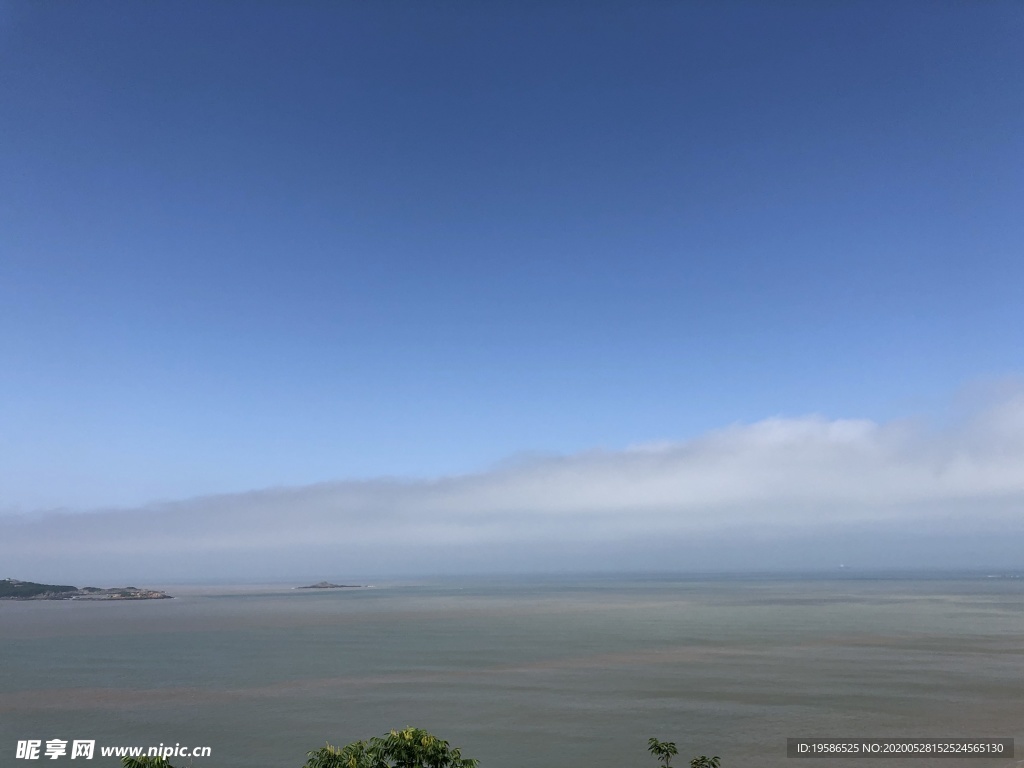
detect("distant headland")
[0,578,172,600]
[295,581,364,589]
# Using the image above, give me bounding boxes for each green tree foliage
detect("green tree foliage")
[647,738,679,768]
[122,757,174,768]
[649,737,720,768]
[304,727,478,768]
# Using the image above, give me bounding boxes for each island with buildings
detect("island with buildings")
[0,578,172,600]
[295,581,365,589]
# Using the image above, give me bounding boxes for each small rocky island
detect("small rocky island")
[295,581,364,589]
[0,578,172,600]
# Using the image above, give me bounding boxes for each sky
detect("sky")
[1,1,1022,579]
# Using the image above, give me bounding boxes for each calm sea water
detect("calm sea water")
[1,574,1022,768]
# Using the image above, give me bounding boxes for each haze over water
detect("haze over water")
[2,574,1021,768]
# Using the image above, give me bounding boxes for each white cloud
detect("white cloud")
[3,389,1023,580]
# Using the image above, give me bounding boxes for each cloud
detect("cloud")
[3,388,1023,581]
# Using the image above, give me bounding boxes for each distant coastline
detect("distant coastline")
[0,578,172,600]
[294,581,365,589]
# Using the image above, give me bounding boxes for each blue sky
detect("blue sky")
[1,1,1022,530]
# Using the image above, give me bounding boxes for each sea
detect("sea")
[1,573,1022,768]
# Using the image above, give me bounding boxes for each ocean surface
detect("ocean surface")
[2,573,1022,768]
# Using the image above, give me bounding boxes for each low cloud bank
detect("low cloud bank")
[4,391,1023,581]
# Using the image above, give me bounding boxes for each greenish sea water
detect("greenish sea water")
[1,574,1022,768]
